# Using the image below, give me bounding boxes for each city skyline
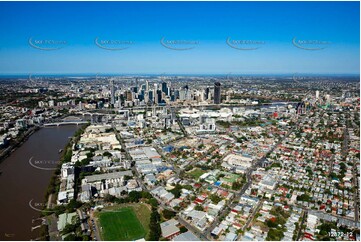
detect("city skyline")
[0,73,359,241]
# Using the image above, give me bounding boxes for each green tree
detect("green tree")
[103,151,112,157]
[147,208,161,240]
[209,194,222,204]
[232,181,243,190]
[162,209,176,219]
[128,191,141,202]
[194,204,203,211]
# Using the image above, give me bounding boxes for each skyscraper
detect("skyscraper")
[131,86,138,94]
[126,90,133,101]
[174,90,180,100]
[135,77,139,88]
[179,88,186,101]
[167,81,172,96]
[110,79,115,105]
[204,87,209,100]
[161,82,168,94]
[145,80,149,92]
[214,82,221,104]
[156,90,162,104]
[148,90,154,103]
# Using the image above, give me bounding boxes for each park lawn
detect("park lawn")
[131,203,152,236]
[97,204,151,241]
[187,168,206,180]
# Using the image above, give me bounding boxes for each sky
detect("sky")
[0,1,359,75]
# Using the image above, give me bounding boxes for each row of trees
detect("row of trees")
[148,206,162,241]
[45,199,83,216]
[103,191,153,204]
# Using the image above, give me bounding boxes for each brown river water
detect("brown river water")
[0,125,80,241]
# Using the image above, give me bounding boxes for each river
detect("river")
[0,125,80,241]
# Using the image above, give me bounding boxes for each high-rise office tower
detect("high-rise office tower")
[135,78,139,88]
[161,82,168,94]
[144,93,149,103]
[110,79,115,105]
[179,88,186,101]
[180,85,190,101]
[167,81,172,96]
[131,86,138,94]
[126,90,133,101]
[214,82,221,104]
[145,80,149,92]
[325,94,331,103]
[148,90,154,103]
[156,90,162,104]
[174,90,180,100]
[204,87,209,100]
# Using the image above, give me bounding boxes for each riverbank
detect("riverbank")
[0,115,77,166]
[0,126,40,165]
[44,123,90,202]
[39,123,90,240]
[34,124,90,241]
[0,125,82,240]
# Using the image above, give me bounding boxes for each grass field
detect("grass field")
[187,168,206,180]
[97,204,151,241]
